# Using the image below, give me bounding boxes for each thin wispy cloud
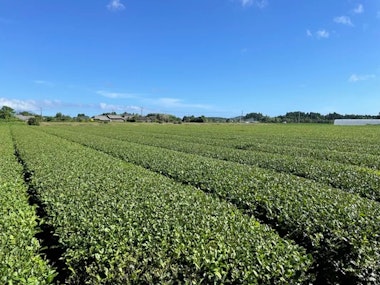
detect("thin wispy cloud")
[42,99,65,108]
[353,4,364,14]
[97,90,137,99]
[0,98,82,113]
[255,0,268,8]
[96,86,212,110]
[334,16,353,26]
[107,0,125,11]
[316,30,329,38]
[306,29,330,39]
[348,74,376,82]
[0,98,38,111]
[238,0,268,8]
[41,99,93,111]
[34,80,54,87]
[149,97,212,110]
[99,102,140,112]
[240,0,252,7]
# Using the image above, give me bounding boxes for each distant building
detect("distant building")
[107,115,125,122]
[92,114,127,122]
[93,115,111,122]
[15,114,35,121]
[334,119,380,126]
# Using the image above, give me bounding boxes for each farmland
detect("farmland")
[2,123,380,284]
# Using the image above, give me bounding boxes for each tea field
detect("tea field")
[1,123,380,284]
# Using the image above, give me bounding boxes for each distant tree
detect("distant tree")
[75,113,89,122]
[244,112,265,122]
[182,115,193,122]
[182,115,206,123]
[19,111,35,116]
[55,112,63,120]
[55,112,72,121]
[325,112,343,121]
[27,117,40,126]
[0,106,15,120]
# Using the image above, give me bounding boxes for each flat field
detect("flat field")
[3,123,380,284]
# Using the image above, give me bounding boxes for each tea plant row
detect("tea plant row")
[107,124,380,156]
[11,126,312,284]
[49,126,380,201]
[0,126,56,284]
[43,126,380,284]
[64,124,380,169]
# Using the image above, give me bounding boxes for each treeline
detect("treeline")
[1,105,380,124]
[241,111,380,123]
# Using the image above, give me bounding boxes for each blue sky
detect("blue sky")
[1,0,379,117]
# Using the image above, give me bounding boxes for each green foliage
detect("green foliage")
[27,117,40,126]
[182,115,207,123]
[146,113,181,123]
[11,126,313,284]
[0,105,15,120]
[0,126,56,284]
[72,125,380,200]
[109,131,380,200]
[43,124,380,283]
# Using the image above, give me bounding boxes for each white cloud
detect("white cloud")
[42,99,64,108]
[107,0,125,11]
[238,0,267,8]
[240,0,253,7]
[353,4,364,14]
[0,98,38,111]
[255,0,268,8]
[334,16,354,26]
[316,30,330,39]
[0,97,98,113]
[99,102,140,112]
[96,90,137,99]
[307,29,330,39]
[349,74,376,82]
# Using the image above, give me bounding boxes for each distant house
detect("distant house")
[93,115,111,122]
[107,115,125,122]
[15,114,35,121]
[334,119,380,126]
[92,114,127,122]
[121,113,134,121]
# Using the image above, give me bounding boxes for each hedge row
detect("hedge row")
[43,126,380,284]
[92,124,380,157]
[52,126,380,201]
[135,129,380,170]
[0,126,56,284]
[187,124,380,155]
[11,126,313,284]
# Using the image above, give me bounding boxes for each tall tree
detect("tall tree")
[0,106,15,120]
